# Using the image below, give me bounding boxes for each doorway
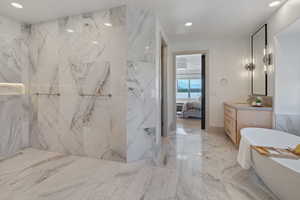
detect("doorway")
[174,52,206,133]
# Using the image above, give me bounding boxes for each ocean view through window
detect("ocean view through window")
[176,79,201,99]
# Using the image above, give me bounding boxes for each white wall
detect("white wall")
[172,38,250,127]
[276,34,300,114]
[269,0,300,108]
[268,0,300,98]
[267,0,300,136]
[167,0,300,129]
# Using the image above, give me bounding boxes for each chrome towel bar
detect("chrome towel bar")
[34,92,60,96]
[79,94,112,97]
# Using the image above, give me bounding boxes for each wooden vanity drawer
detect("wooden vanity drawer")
[224,115,237,144]
[224,105,236,120]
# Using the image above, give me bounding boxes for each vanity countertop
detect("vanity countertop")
[224,102,273,111]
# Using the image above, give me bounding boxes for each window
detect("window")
[177,79,189,99]
[190,79,201,99]
[176,79,201,99]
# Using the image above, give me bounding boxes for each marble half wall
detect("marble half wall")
[0,16,30,157]
[29,6,128,161]
[275,114,300,137]
[126,6,158,162]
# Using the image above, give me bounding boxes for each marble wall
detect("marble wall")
[275,114,300,137]
[0,16,30,157]
[126,7,158,162]
[28,5,160,162]
[0,5,160,162]
[29,6,128,161]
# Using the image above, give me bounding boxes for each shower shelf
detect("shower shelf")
[0,83,25,95]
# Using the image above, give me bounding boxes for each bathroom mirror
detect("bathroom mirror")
[251,24,268,96]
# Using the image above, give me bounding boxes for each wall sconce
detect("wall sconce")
[262,47,273,73]
[244,50,272,72]
[263,53,272,66]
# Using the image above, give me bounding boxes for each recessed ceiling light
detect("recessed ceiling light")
[269,1,281,7]
[92,41,99,45]
[185,22,193,27]
[66,29,74,33]
[104,22,113,27]
[11,2,23,9]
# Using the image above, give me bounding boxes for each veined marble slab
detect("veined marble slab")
[0,96,29,157]
[1,5,159,163]
[151,121,279,200]
[126,6,158,162]
[0,16,30,157]
[0,16,30,85]
[0,148,177,200]
[127,61,157,161]
[29,6,127,161]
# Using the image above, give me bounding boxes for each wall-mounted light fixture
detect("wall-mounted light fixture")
[262,47,273,73]
[244,50,272,72]
[263,51,272,66]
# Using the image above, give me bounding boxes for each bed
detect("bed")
[181,101,201,119]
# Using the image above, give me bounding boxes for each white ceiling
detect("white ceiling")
[0,0,125,23]
[152,0,286,40]
[0,0,286,40]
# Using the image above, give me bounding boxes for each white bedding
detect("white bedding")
[237,128,300,174]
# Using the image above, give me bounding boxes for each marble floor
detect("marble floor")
[176,118,202,135]
[0,119,278,200]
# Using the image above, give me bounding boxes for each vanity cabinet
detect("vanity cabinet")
[224,102,273,146]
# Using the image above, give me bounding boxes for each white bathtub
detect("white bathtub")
[238,128,300,200]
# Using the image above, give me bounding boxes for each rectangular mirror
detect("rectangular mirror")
[251,24,268,96]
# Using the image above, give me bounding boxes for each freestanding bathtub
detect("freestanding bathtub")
[238,128,300,200]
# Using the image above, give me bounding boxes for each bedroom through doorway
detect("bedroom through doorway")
[175,52,206,133]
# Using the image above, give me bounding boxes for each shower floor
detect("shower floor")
[0,148,176,200]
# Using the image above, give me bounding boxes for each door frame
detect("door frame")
[173,50,209,130]
[160,38,168,137]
